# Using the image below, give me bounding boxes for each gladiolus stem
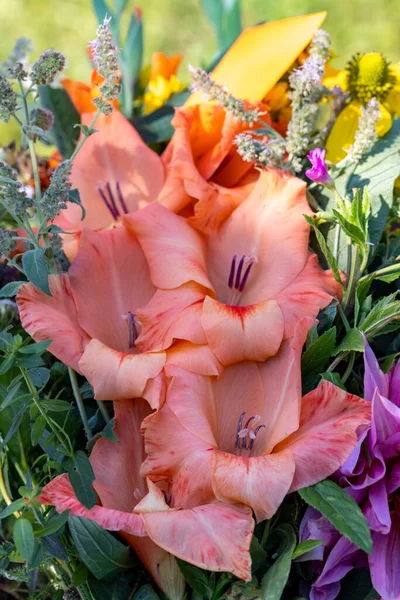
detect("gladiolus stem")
[96,400,111,423]
[69,109,101,162]
[68,367,93,440]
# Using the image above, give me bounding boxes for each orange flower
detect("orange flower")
[142,52,185,114]
[142,319,371,523]
[126,169,342,367]
[62,69,119,115]
[38,399,255,583]
[157,102,269,234]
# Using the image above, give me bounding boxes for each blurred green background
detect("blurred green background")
[1,0,399,83]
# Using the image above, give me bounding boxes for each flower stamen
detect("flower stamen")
[97,181,129,219]
[227,253,257,304]
[235,412,265,456]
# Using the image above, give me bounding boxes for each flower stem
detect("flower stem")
[341,351,355,385]
[69,110,101,162]
[0,455,20,517]
[96,400,110,423]
[68,368,92,440]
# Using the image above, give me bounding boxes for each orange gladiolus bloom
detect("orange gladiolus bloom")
[17,225,166,407]
[157,103,267,234]
[125,169,342,366]
[142,319,371,523]
[54,110,164,260]
[39,399,255,583]
[62,69,119,115]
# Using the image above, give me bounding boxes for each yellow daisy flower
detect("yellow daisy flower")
[325,52,400,162]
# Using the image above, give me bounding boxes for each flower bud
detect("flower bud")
[0,229,16,258]
[0,75,17,123]
[30,107,54,132]
[30,49,66,86]
[41,160,72,220]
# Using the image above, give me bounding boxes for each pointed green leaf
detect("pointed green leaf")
[68,451,97,510]
[0,281,25,298]
[0,498,26,519]
[299,480,372,554]
[34,510,70,538]
[292,539,323,560]
[68,516,131,579]
[261,524,297,600]
[31,415,46,446]
[22,249,51,296]
[14,518,35,562]
[332,328,364,355]
[305,216,343,287]
[38,86,80,158]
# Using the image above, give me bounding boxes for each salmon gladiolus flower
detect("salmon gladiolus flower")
[39,400,254,584]
[125,169,342,366]
[142,319,371,523]
[158,103,267,234]
[17,225,165,406]
[55,110,164,260]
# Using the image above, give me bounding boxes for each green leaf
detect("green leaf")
[1,380,23,409]
[0,281,25,298]
[320,371,346,390]
[176,559,215,600]
[317,120,400,269]
[92,0,113,23]
[22,249,51,296]
[101,418,118,442]
[133,584,161,600]
[68,516,131,579]
[332,210,366,246]
[299,480,372,554]
[250,535,267,572]
[19,340,52,354]
[28,367,50,388]
[301,327,336,392]
[360,294,400,337]
[34,510,70,538]
[69,189,86,221]
[14,518,35,562]
[292,540,323,560]
[38,86,80,158]
[200,0,242,53]
[132,106,175,143]
[68,451,97,510]
[41,533,68,560]
[261,524,297,600]
[305,216,344,287]
[332,328,364,355]
[31,415,46,446]
[124,10,143,84]
[0,498,26,519]
[0,405,25,452]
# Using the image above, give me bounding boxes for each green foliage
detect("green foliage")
[301,327,336,392]
[67,451,97,510]
[13,518,35,563]
[68,516,132,579]
[200,0,242,54]
[38,86,80,158]
[261,525,297,600]
[299,480,372,554]
[22,249,51,296]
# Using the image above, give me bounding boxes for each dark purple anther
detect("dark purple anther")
[106,182,119,216]
[97,186,118,219]
[239,261,254,292]
[228,255,237,289]
[235,411,246,448]
[235,256,245,290]
[116,181,129,214]
[128,311,137,348]
[249,425,266,451]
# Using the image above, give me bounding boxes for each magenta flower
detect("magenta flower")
[300,340,400,600]
[305,148,333,186]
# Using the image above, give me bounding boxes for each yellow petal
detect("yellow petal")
[324,70,348,92]
[326,102,392,163]
[386,63,400,116]
[187,11,326,104]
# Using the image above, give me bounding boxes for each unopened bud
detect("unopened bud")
[30,49,66,86]
[0,229,16,258]
[0,75,17,123]
[30,107,54,132]
[41,160,72,220]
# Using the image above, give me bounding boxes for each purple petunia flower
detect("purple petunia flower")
[300,339,400,600]
[305,148,333,186]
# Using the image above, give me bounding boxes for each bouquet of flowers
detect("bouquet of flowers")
[0,2,399,599]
